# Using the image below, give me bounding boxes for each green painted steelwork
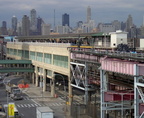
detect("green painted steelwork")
[0,60,33,72]
[91,32,110,37]
[0,68,34,72]
[0,60,32,64]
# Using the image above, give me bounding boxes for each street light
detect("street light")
[3,77,9,118]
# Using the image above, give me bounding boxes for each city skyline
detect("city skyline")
[0,0,144,28]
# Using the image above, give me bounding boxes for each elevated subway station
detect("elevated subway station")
[4,31,144,118]
[69,47,144,118]
[100,58,144,118]
[6,42,71,102]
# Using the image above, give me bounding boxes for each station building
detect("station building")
[5,31,144,117]
[6,42,71,98]
[5,31,128,102]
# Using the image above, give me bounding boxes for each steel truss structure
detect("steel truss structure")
[134,75,144,118]
[70,62,86,89]
[70,62,95,104]
[100,69,134,118]
[101,65,144,118]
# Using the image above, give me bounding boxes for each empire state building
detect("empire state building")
[87,6,91,23]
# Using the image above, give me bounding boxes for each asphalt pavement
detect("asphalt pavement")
[24,84,52,98]
[2,75,91,118]
[24,84,72,118]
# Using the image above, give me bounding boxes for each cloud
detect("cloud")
[0,0,144,27]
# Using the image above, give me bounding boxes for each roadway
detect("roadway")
[0,74,101,118]
[0,84,61,118]
[0,84,37,118]
[0,75,68,118]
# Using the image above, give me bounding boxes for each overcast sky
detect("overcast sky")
[0,0,144,28]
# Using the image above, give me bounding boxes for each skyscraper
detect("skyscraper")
[77,21,83,28]
[2,21,7,28]
[87,6,91,23]
[17,22,22,36]
[126,14,133,31]
[126,14,133,38]
[12,16,17,32]
[1,21,8,35]
[41,23,51,35]
[62,13,69,26]
[22,15,30,36]
[111,20,121,31]
[37,17,44,35]
[30,9,37,31]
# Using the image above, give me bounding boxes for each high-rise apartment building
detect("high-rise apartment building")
[87,6,91,23]
[17,22,22,36]
[62,13,69,26]
[98,23,115,33]
[56,25,71,34]
[30,9,37,31]
[41,23,51,35]
[22,15,30,36]
[111,20,121,31]
[121,22,126,31]
[12,16,17,32]
[11,16,18,35]
[77,21,83,28]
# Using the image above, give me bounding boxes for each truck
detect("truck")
[36,107,54,118]
[6,83,23,100]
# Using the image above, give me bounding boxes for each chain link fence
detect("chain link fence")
[70,102,100,118]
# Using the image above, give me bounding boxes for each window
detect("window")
[30,51,35,60]
[18,50,22,57]
[25,50,29,59]
[44,53,52,64]
[36,52,43,62]
[53,55,68,68]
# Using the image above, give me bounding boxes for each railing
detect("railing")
[7,42,71,48]
[70,47,144,60]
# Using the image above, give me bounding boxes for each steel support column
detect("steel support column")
[134,65,144,118]
[43,68,46,92]
[134,64,139,118]
[51,71,55,97]
[32,73,35,84]
[35,66,38,87]
[100,69,107,118]
[84,62,89,105]
[68,75,73,105]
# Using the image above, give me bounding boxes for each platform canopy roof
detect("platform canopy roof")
[91,32,110,37]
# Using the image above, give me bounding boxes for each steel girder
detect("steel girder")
[70,62,87,89]
[100,69,134,118]
[134,75,144,118]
